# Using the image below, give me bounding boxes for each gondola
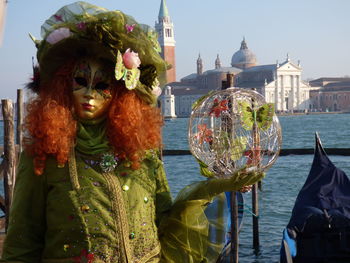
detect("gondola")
[280,133,350,263]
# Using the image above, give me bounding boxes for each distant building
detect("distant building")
[161,86,177,118]
[154,2,347,116]
[162,38,312,116]
[231,38,257,69]
[173,87,213,118]
[236,53,312,112]
[309,78,350,112]
[163,55,241,117]
[155,0,176,83]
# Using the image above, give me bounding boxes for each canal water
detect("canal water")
[162,113,350,263]
[1,113,350,262]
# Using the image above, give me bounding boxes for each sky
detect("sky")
[0,0,349,100]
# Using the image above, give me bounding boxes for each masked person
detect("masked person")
[1,2,263,262]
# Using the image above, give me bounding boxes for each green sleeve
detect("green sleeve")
[158,171,264,263]
[154,157,172,227]
[1,152,47,263]
[175,170,265,203]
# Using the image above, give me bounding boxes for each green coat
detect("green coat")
[1,150,262,263]
[2,150,172,263]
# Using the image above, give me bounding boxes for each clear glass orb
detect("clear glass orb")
[188,88,282,178]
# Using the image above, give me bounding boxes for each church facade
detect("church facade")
[237,53,312,112]
[163,38,312,116]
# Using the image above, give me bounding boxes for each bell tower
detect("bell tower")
[197,53,203,75]
[155,0,176,83]
[215,54,221,69]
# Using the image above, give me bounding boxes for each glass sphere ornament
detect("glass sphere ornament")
[188,88,282,178]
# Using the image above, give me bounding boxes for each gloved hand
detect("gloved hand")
[175,169,265,202]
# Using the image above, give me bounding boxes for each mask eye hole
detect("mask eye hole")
[74,77,88,87]
[95,82,109,90]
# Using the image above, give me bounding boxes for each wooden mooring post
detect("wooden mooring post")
[16,89,23,154]
[250,88,260,252]
[252,183,260,251]
[222,73,241,262]
[1,99,16,231]
[230,192,239,263]
[0,89,24,232]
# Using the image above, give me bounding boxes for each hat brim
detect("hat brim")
[38,37,116,85]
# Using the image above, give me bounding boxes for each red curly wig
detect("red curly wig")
[25,62,163,175]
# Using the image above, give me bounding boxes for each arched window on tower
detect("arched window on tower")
[165,28,172,37]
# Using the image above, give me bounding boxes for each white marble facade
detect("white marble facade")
[263,59,311,112]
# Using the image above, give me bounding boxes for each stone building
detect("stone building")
[309,78,350,112]
[236,54,312,112]
[162,38,312,116]
[165,56,241,117]
[231,38,257,69]
[169,87,213,118]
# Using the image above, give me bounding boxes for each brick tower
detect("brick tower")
[155,0,176,83]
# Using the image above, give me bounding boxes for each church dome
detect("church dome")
[231,38,257,69]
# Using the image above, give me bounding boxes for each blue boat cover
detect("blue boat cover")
[280,133,350,263]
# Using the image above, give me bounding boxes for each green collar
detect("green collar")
[75,117,110,156]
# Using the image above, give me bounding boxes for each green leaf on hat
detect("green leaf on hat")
[124,68,140,90]
[115,50,125,80]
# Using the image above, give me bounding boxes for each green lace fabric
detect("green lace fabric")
[159,185,229,262]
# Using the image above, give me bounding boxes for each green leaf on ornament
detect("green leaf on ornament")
[211,131,230,158]
[230,136,248,161]
[192,90,215,110]
[195,157,215,178]
[239,101,275,131]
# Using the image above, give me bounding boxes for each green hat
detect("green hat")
[30,1,168,105]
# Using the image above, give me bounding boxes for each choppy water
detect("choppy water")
[162,113,350,263]
[1,113,350,262]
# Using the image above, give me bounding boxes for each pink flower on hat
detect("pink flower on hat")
[46,27,71,44]
[54,14,63,22]
[122,48,141,69]
[125,24,135,33]
[76,22,87,30]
